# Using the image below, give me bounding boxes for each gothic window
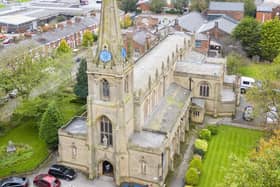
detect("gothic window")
[101,79,110,99]
[100,116,113,146]
[199,82,210,97]
[124,75,129,93]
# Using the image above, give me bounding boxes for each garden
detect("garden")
[0,85,86,177]
[184,125,263,187]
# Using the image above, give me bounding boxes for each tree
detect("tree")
[223,130,280,187]
[185,168,200,186]
[82,30,94,47]
[199,129,211,141]
[74,58,88,100]
[172,0,188,12]
[190,0,208,12]
[121,14,133,29]
[150,0,165,13]
[120,0,137,13]
[259,18,280,61]
[56,39,71,55]
[232,17,261,57]
[244,0,256,17]
[226,52,246,74]
[39,102,64,149]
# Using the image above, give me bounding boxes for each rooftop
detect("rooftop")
[143,83,191,133]
[0,15,36,25]
[182,50,206,64]
[209,1,244,12]
[221,88,235,102]
[197,15,238,35]
[134,32,190,91]
[129,131,166,149]
[175,61,223,77]
[224,75,237,84]
[178,11,206,32]
[257,2,279,12]
[62,117,87,135]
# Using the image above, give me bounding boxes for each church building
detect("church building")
[57,0,240,186]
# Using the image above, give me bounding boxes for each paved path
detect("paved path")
[169,135,196,187]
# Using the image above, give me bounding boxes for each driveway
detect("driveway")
[27,160,116,187]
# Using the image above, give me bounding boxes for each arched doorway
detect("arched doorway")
[102,161,114,177]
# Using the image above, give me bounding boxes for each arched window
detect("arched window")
[124,75,129,93]
[101,79,110,99]
[100,116,113,146]
[199,83,210,97]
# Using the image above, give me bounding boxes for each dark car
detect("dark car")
[48,164,76,181]
[0,176,29,187]
[33,174,60,187]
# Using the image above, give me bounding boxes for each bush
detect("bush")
[185,168,199,186]
[207,125,218,136]
[199,129,211,141]
[189,156,202,172]
[195,139,208,152]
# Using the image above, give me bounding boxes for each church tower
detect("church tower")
[86,0,134,184]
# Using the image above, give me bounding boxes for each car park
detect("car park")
[243,106,254,121]
[33,174,60,187]
[0,176,29,187]
[48,164,77,181]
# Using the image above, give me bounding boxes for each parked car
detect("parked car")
[8,89,18,98]
[243,106,254,121]
[2,38,12,45]
[240,76,255,94]
[33,174,60,187]
[266,105,278,124]
[48,164,77,181]
[0,176,29,187]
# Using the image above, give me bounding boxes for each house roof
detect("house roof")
[136,0,150,5]
[209,1,244,12]
[0,15,36,25]
[133,30,150,46]
[257,2,278,12]
[197,15,238,35]
[178,11,206,32]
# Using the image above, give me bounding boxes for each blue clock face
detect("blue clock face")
[121,47,127,59]
[99,50,112,63]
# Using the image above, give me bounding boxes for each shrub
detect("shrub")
[189,156,202,172]
[199,129,211,141]
[195,139,208,152]
[185,168,199,186]
[207,125,218,136]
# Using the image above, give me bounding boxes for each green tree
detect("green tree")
[150,0,165,13]
[39,102,63,149]
[121,14,133,29]
[232,17,261,57]
[244,0,256,17]
[226,52,247,74]
[185,168,200,186]
[82,30,94,47]
[199,128,211,141]
[189,156,203,172]
[74,58,88,100]
[120,0,137,13]
[190,0,208,12]
[57,39,72,55]
[172,0,187,12]
[259,18,280,61]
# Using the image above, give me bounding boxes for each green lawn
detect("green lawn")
[198,125,263,187]
[239,63,278,80]
[0,90,85,177]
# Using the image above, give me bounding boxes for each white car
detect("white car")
[266,106,278,124]
[240,76,255,94]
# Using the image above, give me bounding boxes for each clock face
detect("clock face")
[121,47,127,59]
[99,50,112,63]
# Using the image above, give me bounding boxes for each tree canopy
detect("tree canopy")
[119,0,137,13]
[56,39,72,55]
[232,17,261,57]
[82,30,94,47]
[39,101,63,149]
[150,0,165,13]
[74,58,88,100]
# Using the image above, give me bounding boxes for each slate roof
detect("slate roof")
[62,117,87,135]
[143,83,191,133]
[209,1,244,12]
[178,11,206,32]
[129,131,165,149]
[197,15,238,35]
[257,2,278,12]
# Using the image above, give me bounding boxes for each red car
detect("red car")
[33,174,61,187]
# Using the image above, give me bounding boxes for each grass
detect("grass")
[238,63,278,80]
[0,87,85,177]
[198,125,263,187]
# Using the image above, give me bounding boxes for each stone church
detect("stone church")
[58,0,240,186]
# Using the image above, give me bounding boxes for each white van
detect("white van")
[240,76,255,94]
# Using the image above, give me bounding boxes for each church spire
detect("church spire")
[95,0,126,66]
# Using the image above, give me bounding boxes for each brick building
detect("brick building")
[207,1,244,21]
[256,2,280,23]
